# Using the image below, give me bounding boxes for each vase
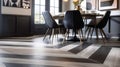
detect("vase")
[75,5,85,14]
[75,6,81,10]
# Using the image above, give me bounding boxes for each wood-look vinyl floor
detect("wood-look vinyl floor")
[0,35,120,67]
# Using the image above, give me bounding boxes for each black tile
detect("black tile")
[89,46,112,63]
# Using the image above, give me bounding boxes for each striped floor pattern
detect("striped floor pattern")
[0,36,120,67]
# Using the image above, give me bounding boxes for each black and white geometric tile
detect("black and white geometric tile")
[0,36,120,67]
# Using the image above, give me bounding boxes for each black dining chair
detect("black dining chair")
[62,10,84,43]
[42,11,63,43]
[85,18,102,39]
[86,11,111,43]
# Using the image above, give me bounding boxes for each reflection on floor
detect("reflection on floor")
[0,35,120,67]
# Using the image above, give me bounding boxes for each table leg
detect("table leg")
[108,17,111,33]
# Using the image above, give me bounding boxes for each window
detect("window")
[34,0,45,24]
[50,0,59,23]
[34,0,60,24]
[50,0,59,15]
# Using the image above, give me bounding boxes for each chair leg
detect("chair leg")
[101,29,107,40]
[58,27,61,34]
[78,29,82,43]
[90,28,94,39]
[55,29,58,38]
[85,27,89,39]
[80,29,84,38]
[62,29,69,44]
[49,29,52,39]
[100,29,105,43]
[56,27,61,39]
[51,29,55,44]
[85,27,89,34]
[87,27,91,39]
[43,28,50,40]
[67,29,70,38]
[55,28,59,39]
[95,28,99,40]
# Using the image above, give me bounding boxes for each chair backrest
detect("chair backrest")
[42,11,58,28]
[63,10,84,29]
[97,11,111,29]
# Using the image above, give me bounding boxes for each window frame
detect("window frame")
[34,0,62,24]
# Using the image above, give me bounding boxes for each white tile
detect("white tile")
[104,48,120,67]
[0,63,6,67]
[77,44,101,58]
[60,42,80,51]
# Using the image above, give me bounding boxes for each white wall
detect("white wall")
[2,7,31,15]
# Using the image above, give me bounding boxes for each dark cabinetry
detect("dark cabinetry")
[2,15,16,36]
[16,16,31,36]
[2,15,31,37]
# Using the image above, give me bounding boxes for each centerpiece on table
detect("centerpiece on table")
[73,0,84,11]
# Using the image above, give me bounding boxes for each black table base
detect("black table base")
[67,36,80,41]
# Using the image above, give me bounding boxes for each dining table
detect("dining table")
[53,12,104,27]
[53,12,111,32]
[53,12,103,19]
[52,12,111,41]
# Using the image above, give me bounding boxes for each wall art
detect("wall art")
[3,0,31,9]
[99,0,118,10]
